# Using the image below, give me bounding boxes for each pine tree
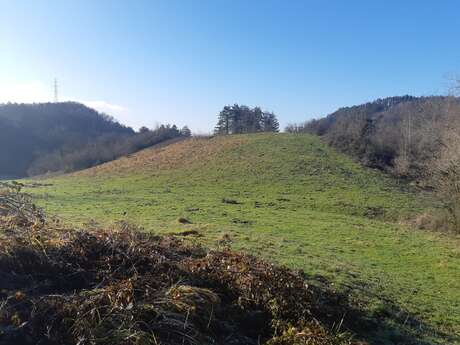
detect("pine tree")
[253,106,263,133]
[180,126,192,137]
[214,106,232,134]
[262,112,280,132]
[229,104,243,134]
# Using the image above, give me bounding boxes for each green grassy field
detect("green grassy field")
[26,133,460,345]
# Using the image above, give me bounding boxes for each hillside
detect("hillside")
[0,102,133,177]
[0,102,186,177]
[287,96,460,179]
[27,133,460,344]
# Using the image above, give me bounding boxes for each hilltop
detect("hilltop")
[28,133,460,344]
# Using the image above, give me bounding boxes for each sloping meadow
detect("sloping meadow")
[0,186,363,345]
[24,134,460,344]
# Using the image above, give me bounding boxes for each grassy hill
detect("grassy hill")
[27,133,460,344]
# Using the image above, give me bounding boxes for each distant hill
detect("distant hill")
[0,102,133,177]
[0,102,185,177]
[287,95,460,179]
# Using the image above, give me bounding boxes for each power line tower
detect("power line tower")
[53,78,58,103]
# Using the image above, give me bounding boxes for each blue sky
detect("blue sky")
[1,0,459,132]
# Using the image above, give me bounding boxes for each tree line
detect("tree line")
[214,104,279,135]
[0,102,189,177]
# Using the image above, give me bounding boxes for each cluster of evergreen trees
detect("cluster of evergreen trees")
[214,104,279,135]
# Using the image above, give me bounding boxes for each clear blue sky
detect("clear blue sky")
[1,0,459,132]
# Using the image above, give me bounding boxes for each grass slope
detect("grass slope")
[28,133,460,344]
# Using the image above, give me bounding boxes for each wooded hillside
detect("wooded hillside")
[0,102,185,177]
[287,95,460,231]
[286,96,460,179]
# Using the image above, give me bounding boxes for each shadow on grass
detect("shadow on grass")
[305,274,459,345]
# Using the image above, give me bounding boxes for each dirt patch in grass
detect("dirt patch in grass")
[222,198,242,205]
[177,217,192,224]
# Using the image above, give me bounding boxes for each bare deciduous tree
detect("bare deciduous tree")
[426,82,460,232]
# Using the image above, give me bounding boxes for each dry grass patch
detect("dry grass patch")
[75,136,249,177]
